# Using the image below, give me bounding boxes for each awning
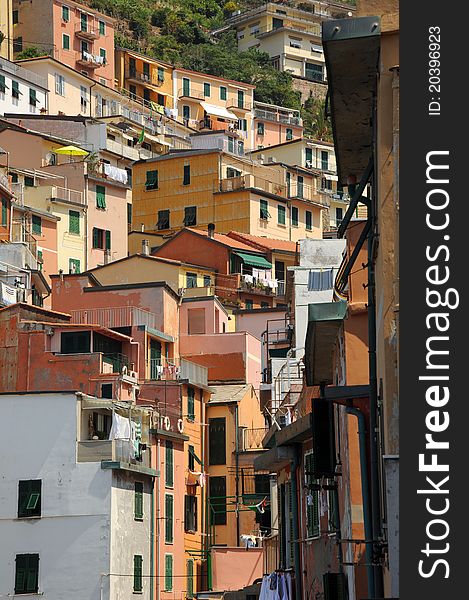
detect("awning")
[234,252,272,269]
[322,16,381,185]
[200,102,237,120]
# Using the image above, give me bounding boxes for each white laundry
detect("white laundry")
[104,163,128,184]
[109,412,131,440]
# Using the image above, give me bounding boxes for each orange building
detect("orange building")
[13,0,116,88]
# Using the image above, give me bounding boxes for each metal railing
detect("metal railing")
[74,21,101,39]
[71,306,162,330]
[254,21,321,38]
[219,174,287,196]
[126,68,164,87]
[254,107,301,126]
[240,275,277,296]
[50,186,84,205]
[10,182,24,206]
[226,99,252,112]
[147,357,180,381]
[10,221,37,260]
[241,427,269,451]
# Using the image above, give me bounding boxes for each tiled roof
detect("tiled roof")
[226,232,298,253]
[187,228,265,253]
[208,384,252,404]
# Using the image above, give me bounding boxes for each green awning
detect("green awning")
[234,252,272,269]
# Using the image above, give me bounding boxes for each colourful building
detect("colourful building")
[0,0,13,60]
[13,0,116,88]
[253,101,303,150]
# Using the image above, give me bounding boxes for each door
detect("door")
[275,261,285,295]
[183,78,190,97]
[80,12,87,32]
[237,90,244,109]
[150,339,162,379]
[129,57,136,78]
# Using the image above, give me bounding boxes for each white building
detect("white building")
[0,391,156,599]
[0,57,48,116]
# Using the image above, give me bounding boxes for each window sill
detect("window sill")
[133,591,143,595]
[15,516,41,521]
[134,517,144,522]
[277,223,286,228]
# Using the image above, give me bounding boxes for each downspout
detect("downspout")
[346,407,374,599]
[150,478,155,600]
[156,437,161,600]
[290,447,302,600]
[235,404,240,546]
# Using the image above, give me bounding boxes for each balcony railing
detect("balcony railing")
[75,21,101,40]
[240,427,269,451]
[254,107,301,126]
[219,174,287,197]
[77,438,151,468]
[102,353,129,374]
[240,274,278,296]
[126,68,164,87]
[254,21,322,38]
[71,306,162,330]
[50,186,84,205]
[10,221,37,261]
[77,52,104,68]
[226,99,252,112]
[146,357,208,387]
[106,138,153,161]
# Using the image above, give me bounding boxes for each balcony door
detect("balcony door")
[150,339,162,379]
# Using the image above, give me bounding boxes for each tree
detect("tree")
[16,47,45,59]
[302,95,333,142]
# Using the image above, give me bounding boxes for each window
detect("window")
[0,74,6,93]
[55,73,65,96]
[15,554,39,595]
[61,330,90,353]
[203,275,211,288]
[188,444,195,470]
[278,204,286,225]
[209,476,227,525]
[69,258,80,274]
[157,209,169,230]
[133,555,143,592]
[187,559,194,598]
[238,118,247,132]
[92,227,103,249]
[184,206,196,226]
[62,33,70,50]
[291,206,299,227]
[62,5,70,21]
[127,203,132,225]
[259,199,269,220]
[257,122,265,136]
[238,140,244,155]
[328,486,339,533]
[158,67,165,82]
[184,495,197,532]
[12,80,20,99]
[203,82,211,97]
[69,210,80,234]
[129,85,137,100]
[13,9,19,24]
[297,176,304,199]
[305,147,313,167]
[187,386,195,421]
[145,170,158,190]
[305,63,324,82]
[245,299,253,310]
[321,151,329,170]
[29,88,38,107]
[209,418,226,465]
[237,90,245,108]
[182,77,190,97]
[306,210,312,231]
[261,302,269,308]
[290,38,302,49]
[101,383,113,398]
[165,494,174,543]
[165,441,174,487]
[135,482,144,520]
[80,85,87,110]
[80,12,88,32]
[105,230,111,251]
[186,272,197,288]
[100,48,106,63]
[305,451,320,538]
[164,555,173,591]
[13,37,23,52]
[286,128,293,141]
[182,105,190,121]
[24,176,35,187]
[336,207,343,225]
[1,197,7,226]
[18,480,41,518]
[228,137,234,154]
[183,165,191,185]
[220,86,227,100]
[99,20,105,35]
[188,308,205,335]
[32,215,41,234]
[96,185,106,209]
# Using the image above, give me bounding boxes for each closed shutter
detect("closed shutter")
[92,227,100,248]
[305,452,320,538]
[1,197,7,226]
[209,418,226,465]
[165,554,173,591]
[18,480,41,518]
[187,559,194,598]
[69,258,80,274]
[287,481,294,565]
[187,387,195,421]
[133,555,143,592]
[184,495,197,532]
[323,573,346,600]
[0,75,6,93]
[165,441,174,487]
[311,399,336,477]
[15,554,39,594]
[96,185,106,209]
[69,210,80,234]
[105,230,111,251]
[209,476,226,525]
[135,482,143,519]
[32,215,41,234]
[165,494,173,543]
[306,210,312,231]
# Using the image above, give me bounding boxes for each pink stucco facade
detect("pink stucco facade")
[211,547,263,592]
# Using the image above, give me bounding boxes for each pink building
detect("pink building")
[253,101,303,150]
[13,0,116,89]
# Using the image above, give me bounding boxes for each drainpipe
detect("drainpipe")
[235,404,240,546]
[150,480,155,600]
[155,437,161,600]
[290,447,302,600]
[346,407,374,599]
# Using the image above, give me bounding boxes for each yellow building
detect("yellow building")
[115,47,175,111]
[226,2,334,82]
[132,149,327,242]
[0,0,13,60]
[205,384,267,547]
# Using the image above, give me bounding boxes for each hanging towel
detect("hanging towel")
[109,412,131,440]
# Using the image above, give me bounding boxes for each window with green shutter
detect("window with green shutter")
[259,199,269,220]
[32,215,41,235]
[135,482,144,520]
[286,128,293,141]
[165,441,174,487]
[99,20,105,35]
[183,78,190,97]
[1,197,7,226]
[69,210,80,234]
[187,386,195,421]
[105,230,111,251]
[69,258,80,274]
[96,185,106,209]
[93,227,103,249]
[29,88,37,106]
[127,203,132,225]
[278,205,286,225]
[165,494,173,543]
[145,170,158,190]
[15,554,39,594]
[305,451,320,538]
[12,80,20,99]
[237,90,244,108]
[0,74,6,93]
[24,176,35,187]
[100,48,106,63]
[62,5,70,21]
[220,86,227,101]
[188,444,195,471]
[305,147,313,167]
[297,176,304,199]
[187,559,194,598]
[133,555,143,592]
[62,33,70,50]
[158,67,165,82]
[327,485,339,533]
[291,206,299,227]
[37,250,43,271]
[306,210,312,231]
[164,554,173,591]
[18,480,41,518]
[204,82,211,97]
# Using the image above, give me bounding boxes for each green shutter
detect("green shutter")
[99,20,105,35]
[165,494,173,543]
[278,205,286,225]
[292,206,299,226]
[32,215,41,234]
[105,230,111,250]
[69,210,80,234]
[0,74,6,93]
[165,441,174,487]
[96,185,106,209]
[165,554,173,591]
[18,480,41,518]
[306,210,312,231]
[146,170,158,190]
[187,387,195,421]
[305,453,320,538]
[37,250,43,271]
[187,559,194,598]
[260,199,269,220]
[62,5,69,21]
[1,197,7,226]
[15,554,39,594]
[135,482,144,520]
[92,228,100,248]
[63,34,70,50]
[69,258,80,274]
[204,82,211,97]
[133,555,143,592]
[220,86,227,100]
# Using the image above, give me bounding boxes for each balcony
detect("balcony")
[10,182,24,205]
[70,306,162,330]
[254,21,322,39]
[254,106,302,126]
[239,427,269,451]
[227,100,252,112]
[106,138,153,161]
[75,22,100,41]
[288,182,330,207]
[77,52,104,69]
[218,174,287,197]
[126,68,164,88]
[77,438,151,469]
[145,357,208,387]
[49,185,85,206]
[240,274,278,296]
[102,352,129,374]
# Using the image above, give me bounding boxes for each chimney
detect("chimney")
[141,239,150,256]
[208,223,215,239]
[104,249,111,264]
